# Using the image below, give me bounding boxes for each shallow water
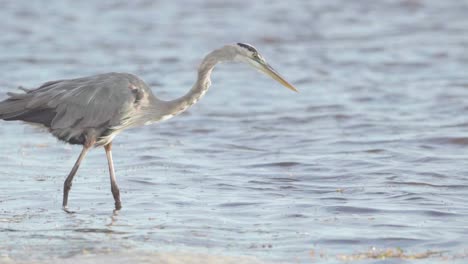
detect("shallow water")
[1,0,468,263]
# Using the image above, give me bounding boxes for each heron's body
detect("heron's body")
[1,73,157,146]
[0,43,297,212]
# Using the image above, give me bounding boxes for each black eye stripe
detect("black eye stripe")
[237,43,257,53]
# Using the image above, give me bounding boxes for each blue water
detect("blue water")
[1,1,468,263]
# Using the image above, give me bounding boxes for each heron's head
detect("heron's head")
[232,43,298,92]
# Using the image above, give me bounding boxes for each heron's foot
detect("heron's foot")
[62,206,76,214]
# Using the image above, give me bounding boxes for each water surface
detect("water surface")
[1,1,468,263]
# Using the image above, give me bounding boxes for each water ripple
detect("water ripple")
[0,0,467,263]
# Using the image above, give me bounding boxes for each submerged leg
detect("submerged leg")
[104,142,122,210]
[62,144,92,212]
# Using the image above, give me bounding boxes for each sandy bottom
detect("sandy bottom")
[1,252,264,264]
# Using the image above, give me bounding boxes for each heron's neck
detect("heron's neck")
[163,48,230,118]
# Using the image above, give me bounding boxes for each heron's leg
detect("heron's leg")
[62,145,92,212]
[104,142,122,210]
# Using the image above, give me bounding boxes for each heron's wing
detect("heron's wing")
[0,73,147,142]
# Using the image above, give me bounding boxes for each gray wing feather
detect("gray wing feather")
[49,79,132,129]
[0,72,147,144]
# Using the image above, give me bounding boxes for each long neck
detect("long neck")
[163,48,230,118]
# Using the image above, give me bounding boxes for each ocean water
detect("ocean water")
[0,1,467,263]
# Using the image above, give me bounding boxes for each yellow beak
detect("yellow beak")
[257,61,299,92]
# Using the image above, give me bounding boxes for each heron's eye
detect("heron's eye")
[253,52,260,60]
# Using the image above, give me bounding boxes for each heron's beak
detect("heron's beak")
[253,59,298,92]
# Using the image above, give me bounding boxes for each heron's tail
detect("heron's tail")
[0,90,30,120]
[0,88,54,126]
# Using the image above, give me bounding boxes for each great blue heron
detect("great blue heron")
[0,43,298,212]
